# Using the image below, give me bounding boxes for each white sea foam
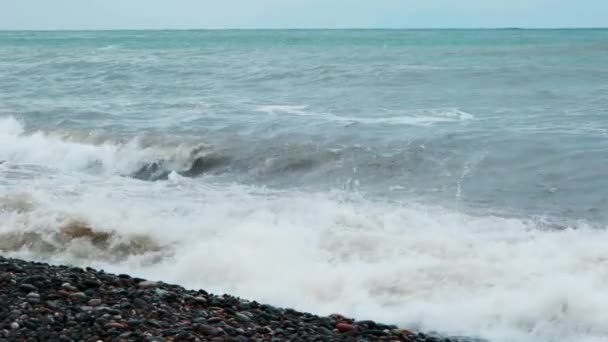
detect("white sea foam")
[337,109,475,126]
[1,166,607,342]
[255,105,312,116]
[0,116,211,177]
[255,106,474,126]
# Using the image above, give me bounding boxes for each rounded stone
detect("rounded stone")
[69,292,88,302]
[26,292,41,303]
[82,279,101,288]
[198,324,219,336]
[194,296,207,304]
[138,281,159,289]
[104,322,126,330]
[318,327,333,335]
[207,317,222,324]
[61,283,78,292]
[336,323,356,332]
[127,319,143,326]
[88,299,102,307]
[18,283,37,292]
[235,313,251,322]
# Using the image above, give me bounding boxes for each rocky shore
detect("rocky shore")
[0,256,477,342]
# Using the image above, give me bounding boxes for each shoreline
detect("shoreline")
[0,256,477,342]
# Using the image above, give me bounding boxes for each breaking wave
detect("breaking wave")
[0,183,607,342]
[0,195,168,263]
[0,116,461,185]
[0,116,227,181]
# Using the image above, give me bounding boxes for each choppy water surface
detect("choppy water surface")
[1,29,608,342]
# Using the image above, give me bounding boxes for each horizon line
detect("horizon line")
[1,27,607,32]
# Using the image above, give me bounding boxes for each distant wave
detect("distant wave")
[255,105,312,116]
[98,45,120,50]
[255,106,474,126]
[337,109,474,126]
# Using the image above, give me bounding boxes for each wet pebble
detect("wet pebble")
[18,283,37,292]
[336,323,356,332]
[139,280,159,289]
[104,322,126,329]
[88,298,102,306]
[194,296,207,304]
[26,292,40,303]
[69,292,88,301]
[61,283,78,292]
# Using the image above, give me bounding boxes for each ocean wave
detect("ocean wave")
[0,115,333,181]
[0,183,607,342]
[0,220,167,263]
[338,109,475,126]
[131,153,226,181]
[0,116,227,181]
[0,196,169,263]
[255,105,312,116]
[0,115,461,183]
[255,106,475,126]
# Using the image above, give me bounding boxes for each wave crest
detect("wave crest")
[0,116,226,181]
[0,206,169,263]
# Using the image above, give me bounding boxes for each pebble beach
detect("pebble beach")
[0,256,479,342]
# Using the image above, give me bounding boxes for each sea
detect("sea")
[1,29,607,342]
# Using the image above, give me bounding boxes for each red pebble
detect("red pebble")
[400,329,414,335]
[104,322,126,329]
[336,323,356,332]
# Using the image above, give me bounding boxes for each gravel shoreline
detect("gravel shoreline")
[0,256,480,342]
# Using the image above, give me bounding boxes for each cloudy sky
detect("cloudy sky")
[1,0,607,30]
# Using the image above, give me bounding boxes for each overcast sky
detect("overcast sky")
[1,0,607,30]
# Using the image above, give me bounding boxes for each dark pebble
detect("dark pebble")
[18,283,37,292]
[82,279,101,289]
[197,324,219,336]
[61,283,78,292]
[68,292,88,301]
[133,297,152,309]
[87,298,102,306]
[147,319,164,328]
[127,319,143,326]
[207,317,223,324]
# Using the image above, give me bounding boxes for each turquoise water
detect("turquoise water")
[1,30,608,341]
[2,29,607,222]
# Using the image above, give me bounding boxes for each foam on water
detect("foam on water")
[255,105,313,116]
[1,158,608,341]
[339,109,475,126]
[0,116,219,179]
[255,106,475,126]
